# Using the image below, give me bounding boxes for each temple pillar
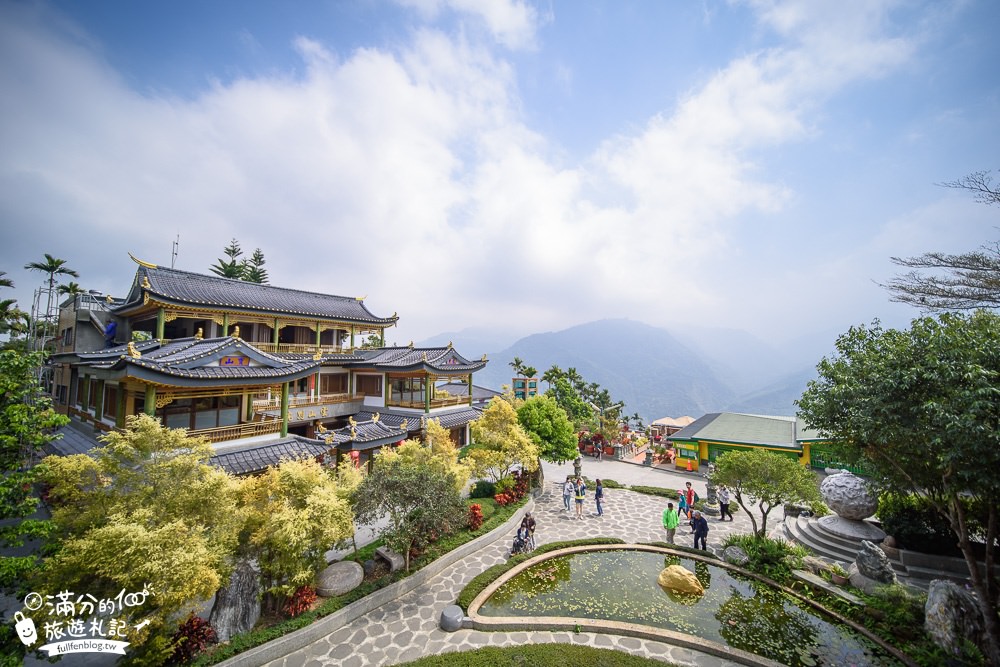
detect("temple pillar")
[156,308,165,341]
[424,376,431,413]
[350,325,355,350]
[80,374,91,413]
[273,318,280,346]
[468,374,473,406]
[94,380,105,431]
[315,323,321,348]
[280,382,289,437]
[144,385,156,417]
[222,313,229,336]
[115,385,126,428]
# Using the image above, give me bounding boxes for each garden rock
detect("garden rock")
[317,560,364,597]
[856,540,896,584]
[375,546,405,572]
[723,546,749,567]
[657,565,704,596]
[209,556,261,642]
[924,580,985,656]
[820,471,878,520]
[801,556,832,575]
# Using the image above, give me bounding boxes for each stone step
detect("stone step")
[783,517,858,562]
[800,515,872,551]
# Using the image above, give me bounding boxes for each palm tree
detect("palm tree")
[508,356,525,377]
[24,254,78,348]
[523,365,538,380]
[0,271,13,289]
[0,299,27,337]
[542,364,563,390]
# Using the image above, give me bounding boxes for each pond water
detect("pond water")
[478,549,902,667]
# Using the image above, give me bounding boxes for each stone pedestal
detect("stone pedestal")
[317,561,364,597]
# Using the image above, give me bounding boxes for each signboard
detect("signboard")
[220,356,251,367]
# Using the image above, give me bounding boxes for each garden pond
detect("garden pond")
[477,548,903,667]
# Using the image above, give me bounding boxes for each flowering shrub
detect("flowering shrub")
[467,503,484,530]
[494,491,515,506]
[169,613,217,663]
[283,585,318,618]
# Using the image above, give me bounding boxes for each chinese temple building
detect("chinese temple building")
[51,256,488,472]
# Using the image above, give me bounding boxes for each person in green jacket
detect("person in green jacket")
[662,502,680,544]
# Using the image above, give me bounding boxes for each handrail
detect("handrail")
[251,392,353,411]
[187,420,282,443]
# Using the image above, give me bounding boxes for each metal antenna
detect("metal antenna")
[171,234,179,268]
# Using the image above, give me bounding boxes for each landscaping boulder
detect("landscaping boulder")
[924,580,986,656]
[801,556,833,575]
[657,565,704,596]
[821,471,878,520]
[209,556,261,642]
[317,560,364,597]
[723,546,749,567]
[848,540,896,594]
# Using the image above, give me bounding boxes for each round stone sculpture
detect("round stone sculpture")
[440,604,465,632]
[316,561,364,598]
[820,471,878,520]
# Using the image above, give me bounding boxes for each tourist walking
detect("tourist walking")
[574,477,587,519]
[677,490,688,522]
[594,479,604,516]
[562,476,574,512]
[691,510,709,550]
[662,502,680,544]
[683,481,697,519]
[718,485,733,521]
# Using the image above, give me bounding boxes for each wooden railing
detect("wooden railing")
[251,392,353,411]
[388,395,470,410]
[187,419,282,443]
[69,406,113,432]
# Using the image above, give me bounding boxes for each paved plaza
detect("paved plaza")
[261,458,761,667]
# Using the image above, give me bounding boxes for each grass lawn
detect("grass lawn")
[395,644,677,666]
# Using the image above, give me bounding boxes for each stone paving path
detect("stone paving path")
[264,459,765,667]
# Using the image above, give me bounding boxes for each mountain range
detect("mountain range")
[419,319,836,423]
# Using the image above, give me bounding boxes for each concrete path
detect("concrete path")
[263,458,763,667]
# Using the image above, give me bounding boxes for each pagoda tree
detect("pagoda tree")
[468,397,539,483]
[709,448,821,538]
[797,312,1000,664]
[517,394,578,464]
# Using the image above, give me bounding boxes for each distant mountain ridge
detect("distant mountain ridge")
[419,319,822,422]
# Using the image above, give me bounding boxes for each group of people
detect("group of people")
[511,512,536,555]
[660,481,733,550]
[561,476,605,518]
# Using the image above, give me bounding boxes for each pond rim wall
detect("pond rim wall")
[467,543,918,667]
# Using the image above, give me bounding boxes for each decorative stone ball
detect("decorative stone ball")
[820,471,878,520]
[439,605,465,632]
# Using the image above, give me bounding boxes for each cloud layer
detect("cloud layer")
[1,0,994,347]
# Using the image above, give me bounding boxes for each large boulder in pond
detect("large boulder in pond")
[210,556,261,642]
[658,565,704,596]
[925,580,986,656]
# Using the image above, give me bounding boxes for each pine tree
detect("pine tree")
[242,248,269,284]
[210,239,245,279]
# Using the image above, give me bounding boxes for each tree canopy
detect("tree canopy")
[210,239,245,279]
[468,398,539,482]
[796,311,1000,664]
[517,394,578,464]
[709,448,821,538]
[882,169,1000,311]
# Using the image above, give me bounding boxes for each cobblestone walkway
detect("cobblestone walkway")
[265,459,761,667]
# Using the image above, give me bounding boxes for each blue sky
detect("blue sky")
[1,0,998,353]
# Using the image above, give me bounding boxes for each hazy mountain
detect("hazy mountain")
[421,318,827,422]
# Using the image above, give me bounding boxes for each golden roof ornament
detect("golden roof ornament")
[355,295,367,301]
[312,349,323,361]
[127,341,141,358]
[348,416,356,427]
[447,341,453,349]
[316,423,327,433]
[195,327,203,340]
[421,352,428,361]
[231,325,240,339]
[325,435,333,445]
[350,425,356,439]
[141,276,151,290]
[373,412,380,423]
[481,354,487,362]
[400,419,408,431]
[105,294,113,304]
[408,340,414,348]
[128,252,157,269]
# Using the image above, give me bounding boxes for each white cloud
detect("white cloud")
[393,0,541,50]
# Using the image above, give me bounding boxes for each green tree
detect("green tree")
[709,448,821,537]
[239,457,354,603]
[210,238,245,279]
[24,254,78,347]
[882,170,999,311]
[517,394,578,464]
[0,271,13,289]
[508,356,525,377]
[468,398,539,483]
[36,414,242,665]
[541,364,563,390]
[241,248,269,284]
[352,451,466,571]
[796,312,1000,664]
[377,419,470,493]
[0,350,68,591]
